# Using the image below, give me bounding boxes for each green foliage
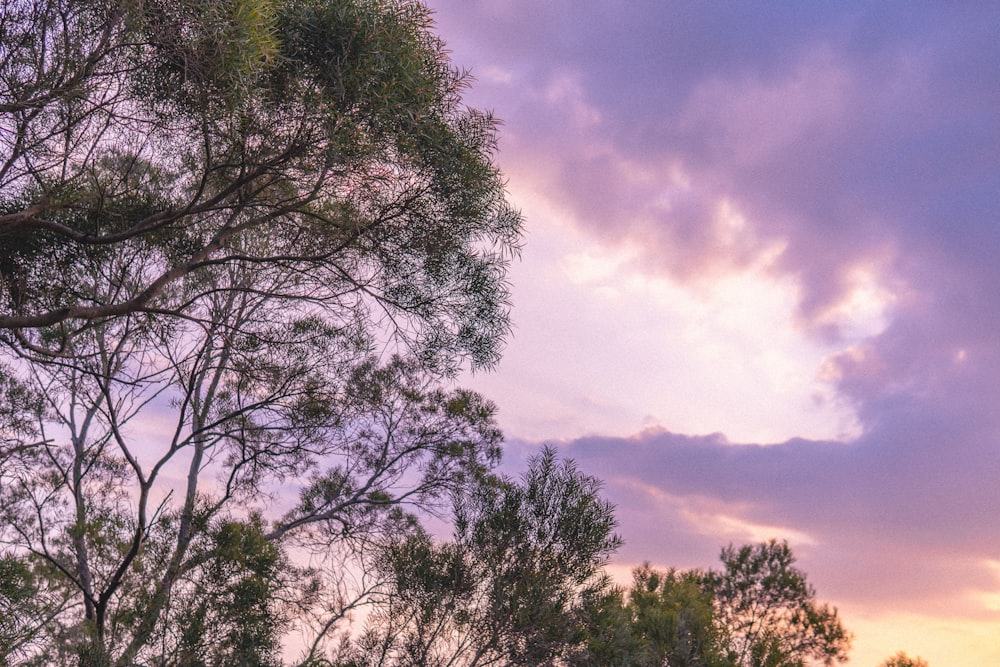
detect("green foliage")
[575,564,733,667]
[452,447,622,666]
[0,556,37,659]
[575,541,852,667]
[0,553,77,664]
[878,652,929,667]
[1,0,521,370]
[629,565,732,667]
[173,518,287,667]
[0,0,519,664]
[711,540,852,667]
[574,585,637,666]
[0,364,42,455]
[339,447,622,667]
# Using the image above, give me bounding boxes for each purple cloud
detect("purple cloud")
[434,1,998,327]
[502,424,1000,617]
[429,0,1000,660]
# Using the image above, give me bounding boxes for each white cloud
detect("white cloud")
[464,179,862,443]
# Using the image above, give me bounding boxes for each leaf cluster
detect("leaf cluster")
[711,540,852,667]
[338,447,622,667]
[0,0,521,371]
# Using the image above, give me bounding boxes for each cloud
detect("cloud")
[436,0,1000,442]
[502,426,1000,620]
[437,1,998,333]
[431,1,1000,660]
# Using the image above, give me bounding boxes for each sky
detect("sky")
[427,2,1000,665]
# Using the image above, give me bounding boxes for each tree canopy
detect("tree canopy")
[878,653,930,667]
[0,0,520,664]
[575,540,851,667]
[335,447,622,667]
[712,540,852,667]
[0,0,520,366]
[575,564,731,667]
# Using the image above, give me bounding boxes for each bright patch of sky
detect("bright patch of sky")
[466,179,884,444]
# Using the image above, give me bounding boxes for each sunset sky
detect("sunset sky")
[428,2,1000,665]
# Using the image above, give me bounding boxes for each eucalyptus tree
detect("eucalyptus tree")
[0,0,520,354]
[575,564,733,667]
[711,540,852,667]
[336,447,622,667]
[574,542,851,667]
[0,0,521,664]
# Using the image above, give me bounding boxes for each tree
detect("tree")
[878,652,929,667]
[336,447,622,667]
[576,541,850,667]
[1,336,506,665]
[573,584,639,667]
[0,0,521,664]
[710,540,851,667]
[0,0,520,363]
[575,564,733,667]
[626,565,732,667]
[0,553,75,661]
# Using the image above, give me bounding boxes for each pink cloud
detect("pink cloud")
[430,0,1000,660]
